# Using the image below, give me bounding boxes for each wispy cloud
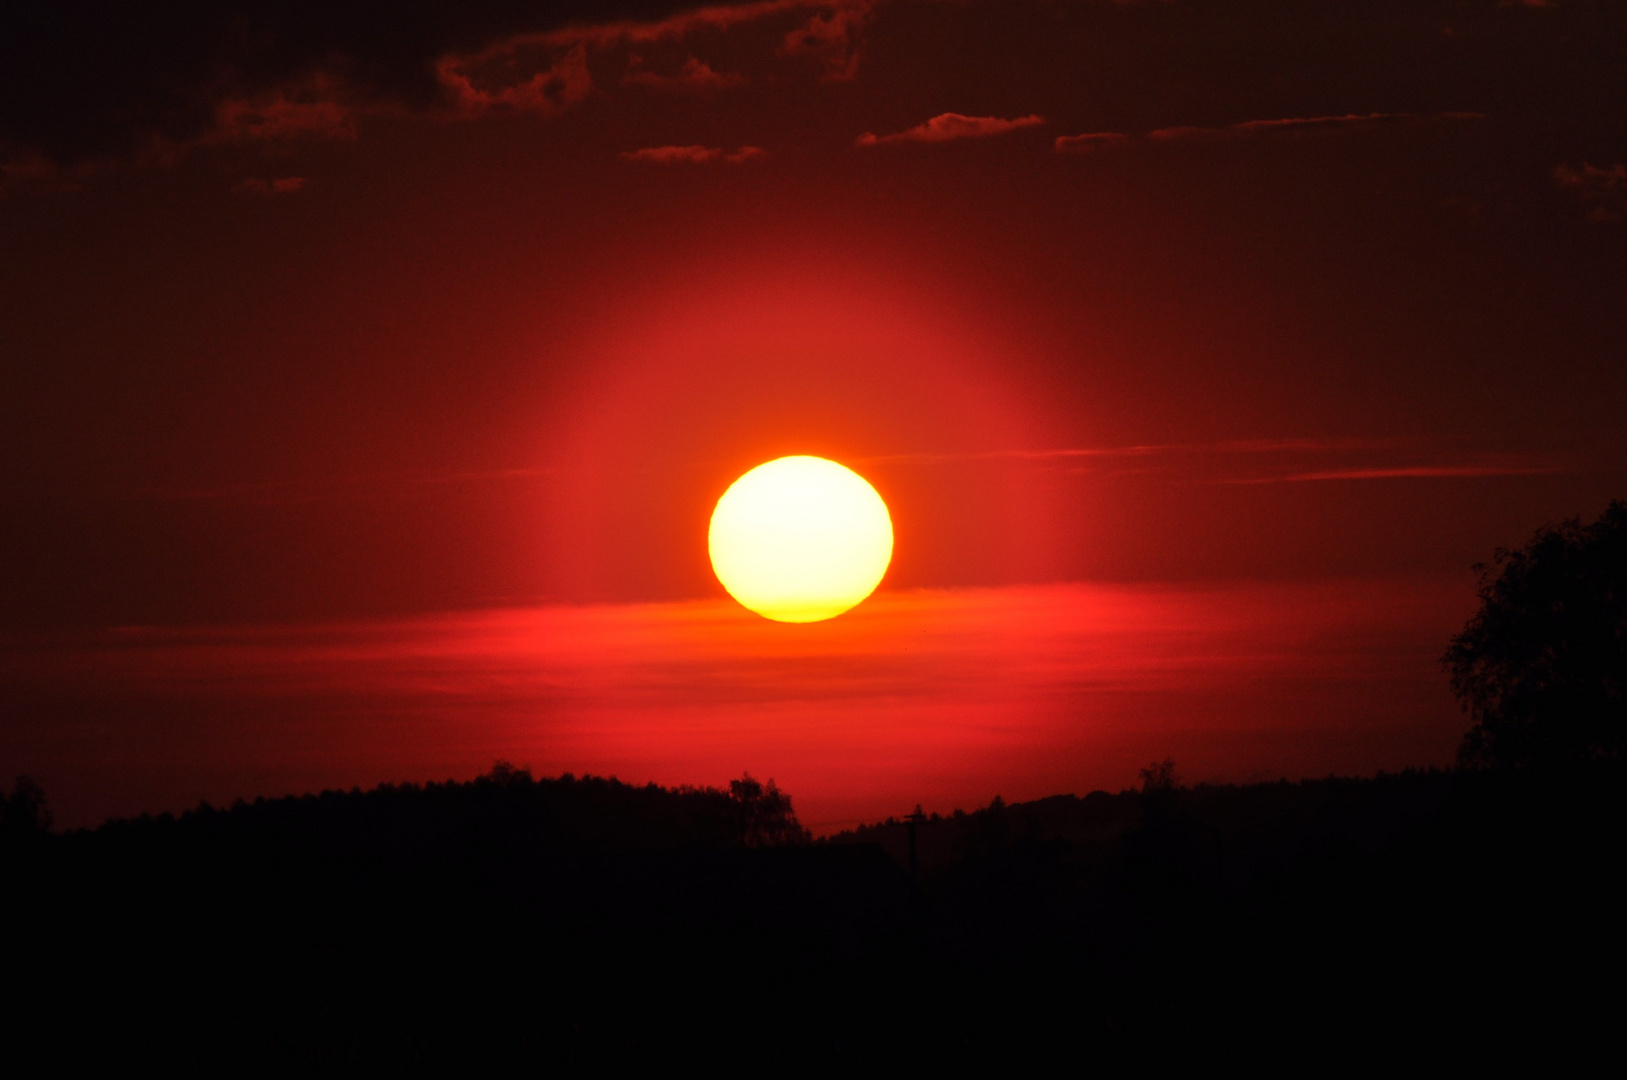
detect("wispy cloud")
[121,467,560,505]
[1232,463,1564,484]
[1056,111,1484,154]
[778,1,875,82]
[622,56,746,93]
[210,86,358,143]
[233,177,307,196]
[1054,132,1132,154]
[436,42,594,117]
[1151,111,1484,141]
[1553,162,1627,224]
[111,438,1561,505]
[534,1,869,49]
[441,1,873,118]
[1151,112,1405,140]
[857,436,1423,467]
[857,113,1046,147]
[857,439,1566,486]
[3,1,871,179]
[620,144,766,164]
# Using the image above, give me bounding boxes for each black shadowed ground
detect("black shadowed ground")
[4,762,1622,1067]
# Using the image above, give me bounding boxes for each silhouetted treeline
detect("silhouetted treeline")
[66,763,808,857]
[832,764,1625,1060]
[3,766,902,1069]
[5,763,1623,1068]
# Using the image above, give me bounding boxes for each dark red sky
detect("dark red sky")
[2,1,1624,825]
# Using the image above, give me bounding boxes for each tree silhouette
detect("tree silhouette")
[1139,759,1180,793]
[729,774,810,846]
[1446,500,1627,769]
[0,775,51,839]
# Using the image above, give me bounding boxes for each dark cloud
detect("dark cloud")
[622,56,747,93]
[1054,112,1484,154]
[437,41,594,117]
[0,1,761,165]
[1053,131,1131,154]
[1147,111,1481,142]
[1554,162,1627,223]
[211,84,357,143]
[856,112,1045,147]
[233,176,306,195]
[778,0,873,81]
[619,144,766,163]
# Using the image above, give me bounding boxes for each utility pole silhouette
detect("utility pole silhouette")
[906,805,924,877]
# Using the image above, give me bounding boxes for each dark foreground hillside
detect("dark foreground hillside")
[4,765,1624,1067]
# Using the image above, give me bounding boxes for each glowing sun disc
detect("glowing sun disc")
[709,456,893,622]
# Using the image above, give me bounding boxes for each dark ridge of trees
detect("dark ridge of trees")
[1447,499,1627,769]
[4,763,1623,1067]
[827,762,1625,1058]
[1,766,898,1068]
[67,762,809,856]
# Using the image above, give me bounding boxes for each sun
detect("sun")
[709,456,894,623]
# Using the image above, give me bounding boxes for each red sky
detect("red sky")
[4,579,1474,831]
[2,1,1624,825]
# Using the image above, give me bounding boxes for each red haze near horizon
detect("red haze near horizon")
[3,578,1473,832]
[2,1,1625,826]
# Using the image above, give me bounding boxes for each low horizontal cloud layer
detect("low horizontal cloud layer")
[211,92,357,143]
[858,112,1045,147]
[1231,463,1563,484]
[1,580,1472,831]
[860,438,1562,486]
[1053,131,1132,154]
[233,176,307,196]
[107,437,1557,504]
[1152,112,1409,140]
[1055,111,1484,154]
[620,144,766,164]
[622,56,747,92]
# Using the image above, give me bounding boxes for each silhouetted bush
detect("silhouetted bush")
[1446,500,1627,769]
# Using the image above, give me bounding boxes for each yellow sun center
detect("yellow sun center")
[708,456,894,623]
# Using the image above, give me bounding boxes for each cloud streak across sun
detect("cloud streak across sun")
[97,437,1563,506]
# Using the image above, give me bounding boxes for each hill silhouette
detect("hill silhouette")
[5,762,1622,1067]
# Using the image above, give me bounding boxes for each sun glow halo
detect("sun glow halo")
[708,456,893,622]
